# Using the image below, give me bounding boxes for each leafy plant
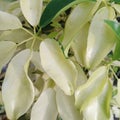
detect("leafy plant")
[1,0,120,120]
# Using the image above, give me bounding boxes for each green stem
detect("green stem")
[21,27,34,36]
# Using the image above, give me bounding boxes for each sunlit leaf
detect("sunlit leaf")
[56,88,83,120]
[20,0,43,26]
[31,88,58,120]
[40,39,77,95]
[85,7,116,69]
[72,23,89,66]
[83,80,112,120]
[40,0,96,28]
[75,66,108,109]
[0,41,16,72]
[62,1,96,55]
[2,49,34,120]
[0,11,22,30]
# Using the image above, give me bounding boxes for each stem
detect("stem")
[17,37,33,47]
[21,27,34,36]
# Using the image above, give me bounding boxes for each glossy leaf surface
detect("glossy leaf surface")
[83,80,112,120]
[0,41,16,71]
[86,7,116,68]
[0,10,22,30]
[75,66,108,109]
[31,88,57,120]
[40,0,96,28]
[2,49,34,120]
[20,0,43,26]
[40,39,77,95]
[56,88,82,120]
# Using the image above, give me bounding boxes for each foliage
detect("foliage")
[0,0,120,120]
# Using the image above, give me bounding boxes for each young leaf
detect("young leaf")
[40,0,96,28]
[0,41,16,72]
[85,7,116,69]
[56,88,83,120]
[31,88,58,120]
[83,80,112,120]
[39,39,77,95]
[104,20,120,60]
[75,66,108,109]
[20,0,43,26]
[2,49,34,120]
[0,11,22,30]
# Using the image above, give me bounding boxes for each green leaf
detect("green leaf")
[75,66,108,109]
[56,88,83,120]
[40,0,96,28]
[82,80,112,120]
[0,10,22,30]
[104,20,120,60]
[20,0,43,26]
[109,0,120,4]
[85,7,116,69]
[2,49,34,120]
[39,39,77,95]
[31,88,58,120]
[0,41,16,72]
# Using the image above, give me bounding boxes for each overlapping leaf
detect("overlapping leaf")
[75,66,108,109]
[85,7,116,69]
[31,88,58,120]
[20,0,43,26]
[0,10,22,30]
[2,49,34,120]
[0,41,16,72]
[39,39,77,95]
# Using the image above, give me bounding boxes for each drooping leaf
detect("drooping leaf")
[31,88,58,120]
[104,20,120,60]
[39,39,77,95]
[40,0,96,28]
[75,66,108,109]
[85,7,116,69]
[2,49,34,120]
[0,41,16,72]
[0,10,22,30]
[56,88,83,120]
[20,0,43,26]
[72,23,90,66]
[83,80,112,120]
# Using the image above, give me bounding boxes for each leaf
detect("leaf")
[72,23,90,66]
[104,20,120,60]
[40,0,96,28]
[85,7,116,69]
[39,39,77,95]
[0,29,31,43]
[2,49,34,120]
[109,0,120,4]
[56,88,83,120]
[75,66,108,109]
[83,80,112,120]
[0,10,22,30]
[112,4,120,14]
[62,1,96,54]
[31,88,58,120]
[20,0,43,26]
[0,41,16,72]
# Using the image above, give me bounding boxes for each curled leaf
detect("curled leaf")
[2,49,34,120]
[40,39,77,95]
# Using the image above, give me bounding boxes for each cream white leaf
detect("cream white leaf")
[85,7,116,69]
[83,80,112,120]
[20,0,43,26]
[75,66,107,109]
[56,88,82,120]
[2,49,34,120]
[31,88,58,120]
[0,41,16,72]
[40,39,77,95]
[0,11,22,30]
